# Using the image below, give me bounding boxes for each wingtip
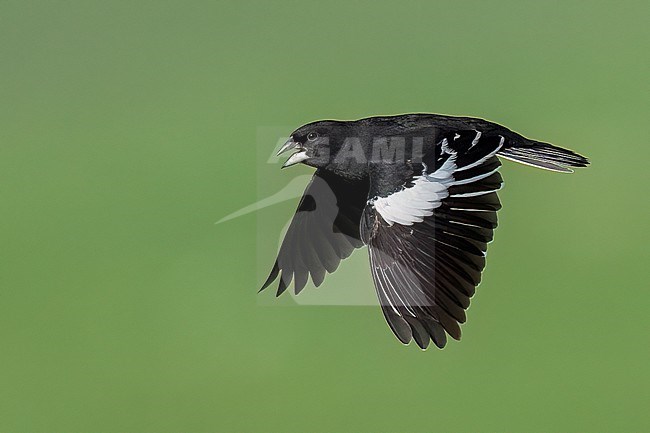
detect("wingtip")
[275,273,291,297]
[259,262,280,293]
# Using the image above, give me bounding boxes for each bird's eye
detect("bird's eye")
[307,132,319,141]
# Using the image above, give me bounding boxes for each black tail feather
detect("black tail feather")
[498,141,590,173]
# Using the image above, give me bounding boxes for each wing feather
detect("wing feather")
[363,131,504,348]
[260,170,368,295]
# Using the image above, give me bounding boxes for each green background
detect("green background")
[1,1,648,432]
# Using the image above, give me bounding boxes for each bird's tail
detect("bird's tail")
[497,140,590,173]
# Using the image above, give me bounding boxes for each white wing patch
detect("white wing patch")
[370,136,504,227]
[372,153,456,226]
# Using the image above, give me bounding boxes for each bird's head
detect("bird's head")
[277,120,360,174]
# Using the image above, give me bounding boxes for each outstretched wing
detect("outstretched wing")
[361,131,504,349]
[261,170,369,295]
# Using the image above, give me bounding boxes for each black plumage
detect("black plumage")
[261,114,589,349]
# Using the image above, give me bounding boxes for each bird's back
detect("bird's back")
[353,113,588,172]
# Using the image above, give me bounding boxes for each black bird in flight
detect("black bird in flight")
[262,114,589,349]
